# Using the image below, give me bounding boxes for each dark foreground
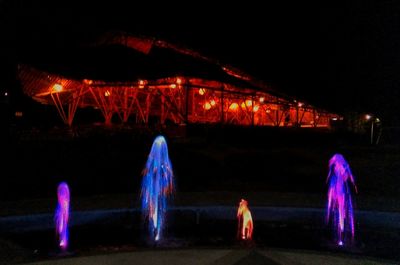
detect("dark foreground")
[1,126,399,264]
[1,125,400,201]
[0,207,399,264]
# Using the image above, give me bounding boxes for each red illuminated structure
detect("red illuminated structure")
[18,32,339,127]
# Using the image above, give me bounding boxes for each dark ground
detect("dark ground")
[1,125,400,264]
[1,207,399,264]
[1,124,399,203]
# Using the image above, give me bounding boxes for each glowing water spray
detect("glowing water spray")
[140,136,174,241]
[326,154,358,246]
[237,199,253,240]
[55,182,70,251]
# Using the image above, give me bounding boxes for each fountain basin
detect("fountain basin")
[0,206,399,263]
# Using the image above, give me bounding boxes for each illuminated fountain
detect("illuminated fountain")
[237,199,253,240]
[326,154,358,246]
[140,136,174,242]
[55,182,70,251]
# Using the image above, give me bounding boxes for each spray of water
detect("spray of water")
[140,136,174,241]
[237,199,253,240]
[55,182,70,251]
[326,154,358,246]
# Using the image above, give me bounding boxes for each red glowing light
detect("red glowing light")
[237,199,253,240]
[139,80,145,89]
[222,66,251,81]
[259,97,265,103]
[245,100,253,107]
[253,105,259,112]
[104,90,111,97]
[203,102,212,110]
[198,88,206,95]
[266,108,271,113]
[210,99,216,106]
[83,79,93,85]
[170,84,177,89]
[229,102,239,111]
[52,84,63,92]
[298,102,303,107]
[176,78,182,84]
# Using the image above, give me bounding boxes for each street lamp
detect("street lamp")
[364,114,374,144]
[365,114,380,145]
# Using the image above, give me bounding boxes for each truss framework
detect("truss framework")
[18,65,337,128]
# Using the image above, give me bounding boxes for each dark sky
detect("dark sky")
[1,1,399,124]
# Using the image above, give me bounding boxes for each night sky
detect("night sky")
[1,1,399,125]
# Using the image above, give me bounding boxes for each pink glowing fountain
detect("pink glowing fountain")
[55,182,70,251]
[326,154,358,246]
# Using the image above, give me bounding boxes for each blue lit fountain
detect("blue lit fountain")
[140,136,174,242]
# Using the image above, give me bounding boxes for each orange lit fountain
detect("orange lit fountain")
[237,199,253,240]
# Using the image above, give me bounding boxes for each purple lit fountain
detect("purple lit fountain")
[140,136,174,242]
[55,182,70,251]
[326,154,358,246]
